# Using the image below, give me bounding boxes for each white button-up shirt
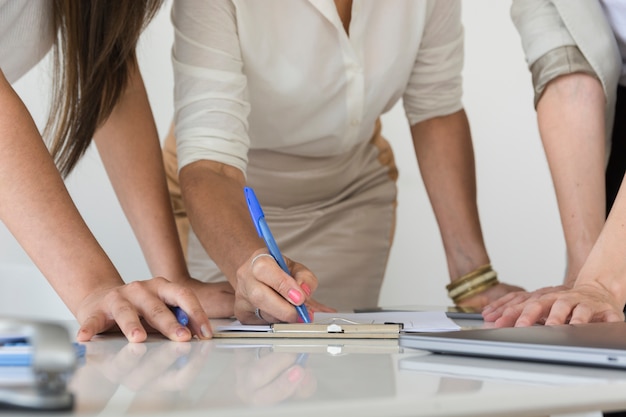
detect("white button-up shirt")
[173,0,464,174]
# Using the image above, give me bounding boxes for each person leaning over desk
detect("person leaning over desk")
[483,0,626,327]
[0,0,235,343]
[163,0,524,325]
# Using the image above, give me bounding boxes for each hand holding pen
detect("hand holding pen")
[243,187,313,323]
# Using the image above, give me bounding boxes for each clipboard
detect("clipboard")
[213,321,403,339]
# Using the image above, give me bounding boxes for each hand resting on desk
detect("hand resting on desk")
[482,283,625,326]
[75,276,215,343]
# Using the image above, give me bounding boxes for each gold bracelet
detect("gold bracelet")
[452,275,499,303]
[447,270,498,300]
[446,264,500,304]
[446,263,492,292]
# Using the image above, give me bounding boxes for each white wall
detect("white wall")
[0,0,565,319]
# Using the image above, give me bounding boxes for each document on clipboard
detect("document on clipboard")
[213,311,460,339]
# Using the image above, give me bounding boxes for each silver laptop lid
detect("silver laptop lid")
[399,322,626,369]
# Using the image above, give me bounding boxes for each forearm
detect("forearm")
[536,73,606,286]
[94,66,189,281]
[575,186,626,303]
[0,74,122,314]
[411,109,490,280]
[180,160,264,284]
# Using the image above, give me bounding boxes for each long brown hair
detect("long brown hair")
[46,0,163,177]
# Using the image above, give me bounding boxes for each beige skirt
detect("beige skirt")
[163,120,398,311]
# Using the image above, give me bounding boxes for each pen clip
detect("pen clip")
[244,187,264,238]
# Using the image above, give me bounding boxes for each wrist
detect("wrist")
[447,263,500,305]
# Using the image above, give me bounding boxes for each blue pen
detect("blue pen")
[244,187,311,323]
[171,306,189,326]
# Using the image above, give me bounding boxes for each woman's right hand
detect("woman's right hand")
[233,249,323,324]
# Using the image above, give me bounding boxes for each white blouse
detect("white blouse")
[172,0,464,174]
[600,0,626,86]
[0,0,52,84]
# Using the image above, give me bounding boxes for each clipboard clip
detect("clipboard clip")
[0,319,76,411]
[272,319,402,339]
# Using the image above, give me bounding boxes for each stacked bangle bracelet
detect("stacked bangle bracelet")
[446,263,499,304]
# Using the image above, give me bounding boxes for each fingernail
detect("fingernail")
[301,283,312,296]
[288,289,303,304]
[131,328,142,342]
[201,324,212,339]
[176,327,189,339]
[288,366,304,383]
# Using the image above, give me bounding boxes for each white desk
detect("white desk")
[21,320,626,417]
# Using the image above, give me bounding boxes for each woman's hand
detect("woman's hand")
[75,276,213,343]
[482,283,624,327]
[233,250,322,324]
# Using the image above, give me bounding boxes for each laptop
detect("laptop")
[399,322,626,369]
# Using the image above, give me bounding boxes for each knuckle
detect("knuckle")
[124,280,144,294]
[174,285,194,300]
[103,287,124,304]
[112,303,134,317]
[275,277,293,297]
[148,303,168,319]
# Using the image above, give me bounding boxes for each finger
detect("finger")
[600,309,625,323]
[242,262,303,323]
[107,296,149,343]
[483,295,527,322]
[482,291,530,319]
[137,299,192,342]
[564,302,594,325]
[76,312,114,342]
[288,259,318,293]
[492,305,524,327]
[157,283,213,340]
[514,300,552,327]
[483,291,521,310]
[252,256,307,308]
[305,298,336,313]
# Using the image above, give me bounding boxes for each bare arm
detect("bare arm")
[483,74,610,326]
[537,73,606,285]
[94,66,235,319]
[94,66,189,281]
[0,69,210,342]
[411,109,522,307]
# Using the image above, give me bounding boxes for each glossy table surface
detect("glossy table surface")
[15,319,626,417]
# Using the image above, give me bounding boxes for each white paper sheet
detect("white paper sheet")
[215,311,460,333]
